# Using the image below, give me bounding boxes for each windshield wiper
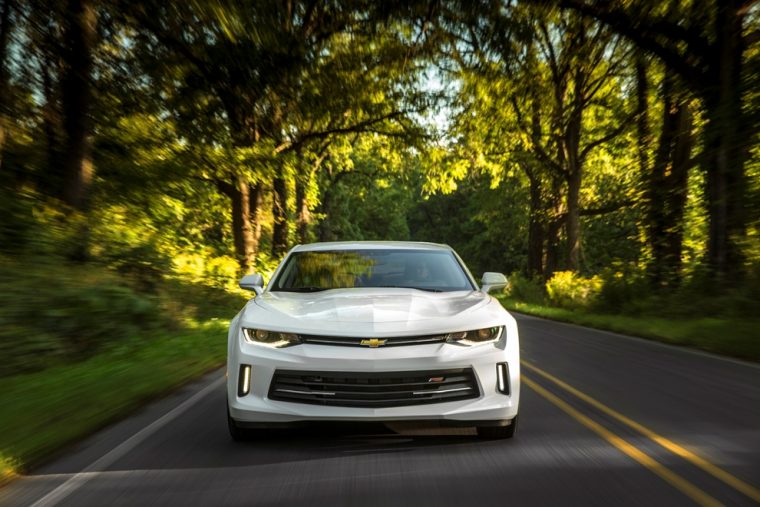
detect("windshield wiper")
[279,286,330,292]
[378,285,444,293]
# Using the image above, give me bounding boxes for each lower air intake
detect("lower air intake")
[268,368,480,408]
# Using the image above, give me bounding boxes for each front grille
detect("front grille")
[299,333,447,347]
[268,368,479,408]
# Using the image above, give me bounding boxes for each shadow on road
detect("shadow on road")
[104,399,503,472]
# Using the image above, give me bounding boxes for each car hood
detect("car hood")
[241,288,507,336]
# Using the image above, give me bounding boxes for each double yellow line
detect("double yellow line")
[522,360,760,507]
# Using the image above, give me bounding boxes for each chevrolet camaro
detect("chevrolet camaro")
[226,241,520,439]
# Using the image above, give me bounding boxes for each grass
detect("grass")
[0,253,251,486]
[0,318,234,485]
[0,455,18,487]
[498,296,760,362]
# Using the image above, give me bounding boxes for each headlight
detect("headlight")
[445,326,503,346]
[242,328,301,348]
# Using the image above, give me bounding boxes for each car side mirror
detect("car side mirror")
[239,273,265,295]
[481,272,507,294]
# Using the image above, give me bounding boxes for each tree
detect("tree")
[317,135,418,245]
[60,0,96,211]
[519,13,632,272]
[129,0,430,272]
[546,0,760,282]
[446,5,634,275]
[0,0,14,172]
[637,57,696,288]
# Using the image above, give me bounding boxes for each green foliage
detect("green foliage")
[318,173,413,242]
[0,319,230,472]
[0,189,37,255]
[100,242,170,292]
[171,252,240,291]
[0,189,88,260]
[1,0,759,403]
[0,181,244,378]
[316,137,417,243]
[592,267,650,314]
[409,173,528,276]
[506,273,545,305]
[648,274,760,321]
[511,263,760,328]
[3,1,759,487]
[499,297,760,362]
[0,259,163,376]
[545,271,603,310]
[0,453,18,488]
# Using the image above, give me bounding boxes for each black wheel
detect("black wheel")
[477,415,518,439]
[227,406,249,441]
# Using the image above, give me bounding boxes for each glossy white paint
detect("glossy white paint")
[481,271,508,294]
[248,289,498,334]
[227,241,520,426]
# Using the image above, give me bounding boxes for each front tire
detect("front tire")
[227,406,249,441]
[477,415,518,439]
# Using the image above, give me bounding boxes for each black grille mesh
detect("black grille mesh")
[268,368,479,408]
[299,333,448,347]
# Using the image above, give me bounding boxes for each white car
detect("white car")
[226,241,520,439]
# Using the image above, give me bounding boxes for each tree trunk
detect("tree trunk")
[226,177,256,274]
[564,93,583,272]
[565,168,581,272]
[544,215,564,279]
[316,175,341,243]
[217,177,256,274]
[662,103,692,284]
[546,105,568,278]
[550,0,754,283]
[0,0,12,173]
[526,171,544,277]
[647,71,694,288]
[272,176,289,257]
[544,179,565,278]
[248,181,263,259]
[702,0,746,283]
[295,175,311,244]
[525,91,545,277]
[61,0,96,211]
[41,54,61,194]
[635,55,650,177]
[317,192,332,243]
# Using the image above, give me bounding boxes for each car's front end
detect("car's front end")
[226,242,520,439]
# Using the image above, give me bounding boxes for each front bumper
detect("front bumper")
[227,340,520,424]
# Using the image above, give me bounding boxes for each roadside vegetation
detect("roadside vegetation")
[499,272,760,361]
[0,318,231,482]
[0,197,247,482]
[1,0,760,485]
[0,259,245,482]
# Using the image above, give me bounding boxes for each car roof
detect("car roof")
[290,241,453,252]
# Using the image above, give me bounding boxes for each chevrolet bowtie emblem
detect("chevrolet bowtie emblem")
[360,338,387,348]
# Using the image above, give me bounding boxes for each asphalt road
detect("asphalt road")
[2,313,759,507]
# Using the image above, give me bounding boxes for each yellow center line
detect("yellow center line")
[522,359,760,504]
[523,376,723,507]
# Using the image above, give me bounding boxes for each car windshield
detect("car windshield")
[270,249,474,292]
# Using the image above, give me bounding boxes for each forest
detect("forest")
[1,0,760,478]
[1,0,760,373]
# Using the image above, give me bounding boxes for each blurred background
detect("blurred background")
[0,0,759,482]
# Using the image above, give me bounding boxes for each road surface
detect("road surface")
[2,313,759,506]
